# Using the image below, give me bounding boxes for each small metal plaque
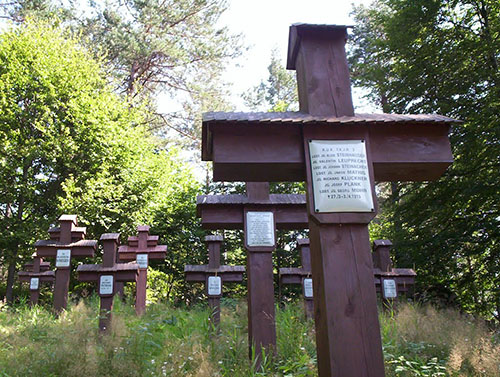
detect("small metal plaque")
[55,249,71,268]
[136,254,148,269]
[383,279,397,298]
[246,211,275,247]
[207,276,222,296]
[309,140,374,213]
[30,277,39,291]
[303,278,313,298]
[99,275,114,295]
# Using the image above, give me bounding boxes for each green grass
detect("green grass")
[0,299,498,376]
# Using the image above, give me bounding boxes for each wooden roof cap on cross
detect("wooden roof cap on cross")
[201,23,460,183]
[118,225,167,261]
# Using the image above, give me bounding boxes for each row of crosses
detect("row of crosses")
[18,215,167,332]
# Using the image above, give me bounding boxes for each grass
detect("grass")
[0,299,498,376]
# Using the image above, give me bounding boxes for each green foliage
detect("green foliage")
[1,301,498,376]
[243,49,298,112]
[350,0,500,319]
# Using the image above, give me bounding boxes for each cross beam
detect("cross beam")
[78,233,139,332]
[185,235,245,331]
[18,254,55,306]
[35,215,97,312]
[200,24,457,377]
[279,238,314,319]
[118,226,167,314]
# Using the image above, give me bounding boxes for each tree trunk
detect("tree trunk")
[5,252,17,304]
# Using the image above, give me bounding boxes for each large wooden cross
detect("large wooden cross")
[184,235,245,331]
[279,238,314,319]
[18,254,55,306]
[372,240,416,305]
[201,24,458,376]
[197,182,306,362]
[77,233,139,332]
[35,215,97,312]
[118,226,167,314]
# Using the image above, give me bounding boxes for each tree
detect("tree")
[0,18,155,303]
[243,49,298,112]
[349,0,500,319]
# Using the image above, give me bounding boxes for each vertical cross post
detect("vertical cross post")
[77,233,139,332]
[118,226,167,315]
[185,235,245,332]
[243,182,277,361]
[279,238,314,319]
[35,215,97,312]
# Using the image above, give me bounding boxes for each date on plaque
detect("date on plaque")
[246,211,275,247]
[309,140,374,213]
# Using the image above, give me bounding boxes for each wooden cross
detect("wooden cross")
[372,240,416,305]
[35,215,97,312]
[184,235,245,331]
[201,23,458,376]
[18,254,55,306]
[197,182,307,362]
[77,233,139,332]
[279,238,314,319]
[118,225,167,314]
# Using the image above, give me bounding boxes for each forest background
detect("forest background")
[0,0,498,322]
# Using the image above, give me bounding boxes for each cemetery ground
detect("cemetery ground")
[0,298,499,377]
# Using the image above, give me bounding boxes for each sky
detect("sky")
[215,0,377,112]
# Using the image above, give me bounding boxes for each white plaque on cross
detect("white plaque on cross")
[99,275,114,295]
[136,254,148,269]
[246,211,275,247]
[56,249,71,268]
[30,277,39,291]
[303,278,313,298]
[308,140,374,213]
[207,276,222,296]
[383,279,397,298]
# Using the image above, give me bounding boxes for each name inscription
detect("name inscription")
[207,276,222,296]
[303,278,313,298]
[136,254,148,269]
[383,279,397,298]
[56,249,71,268]
[309,140,374,213]
[246,212,275,247]
[30,277,39,290]
[99,275,114,295]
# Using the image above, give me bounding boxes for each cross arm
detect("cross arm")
[279,267,309,284]
[117,245,167,261]
[35,239,97,258]
[77,263,140,282]
[184,265,245,282]
[18,270,55,282]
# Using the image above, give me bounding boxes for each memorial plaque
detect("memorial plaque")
[55,249,71,268]
[136,254,148,269]
[207,276,222,296]
[308,140,374,213]
[30,277,40,291]
[303,278,313,298]
[383,279,397,298]
[246,211,275,247]
[99,275,114,295]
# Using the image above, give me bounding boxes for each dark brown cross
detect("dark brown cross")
[372,240,416,305]
[201,23,458,376]
[18,254,55,306]
[184,235,245,331]
[77,233,139,332]
[35,215,97,312]
[118,226,167,314]
[197,182,307,363]
[279,238,313,319]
